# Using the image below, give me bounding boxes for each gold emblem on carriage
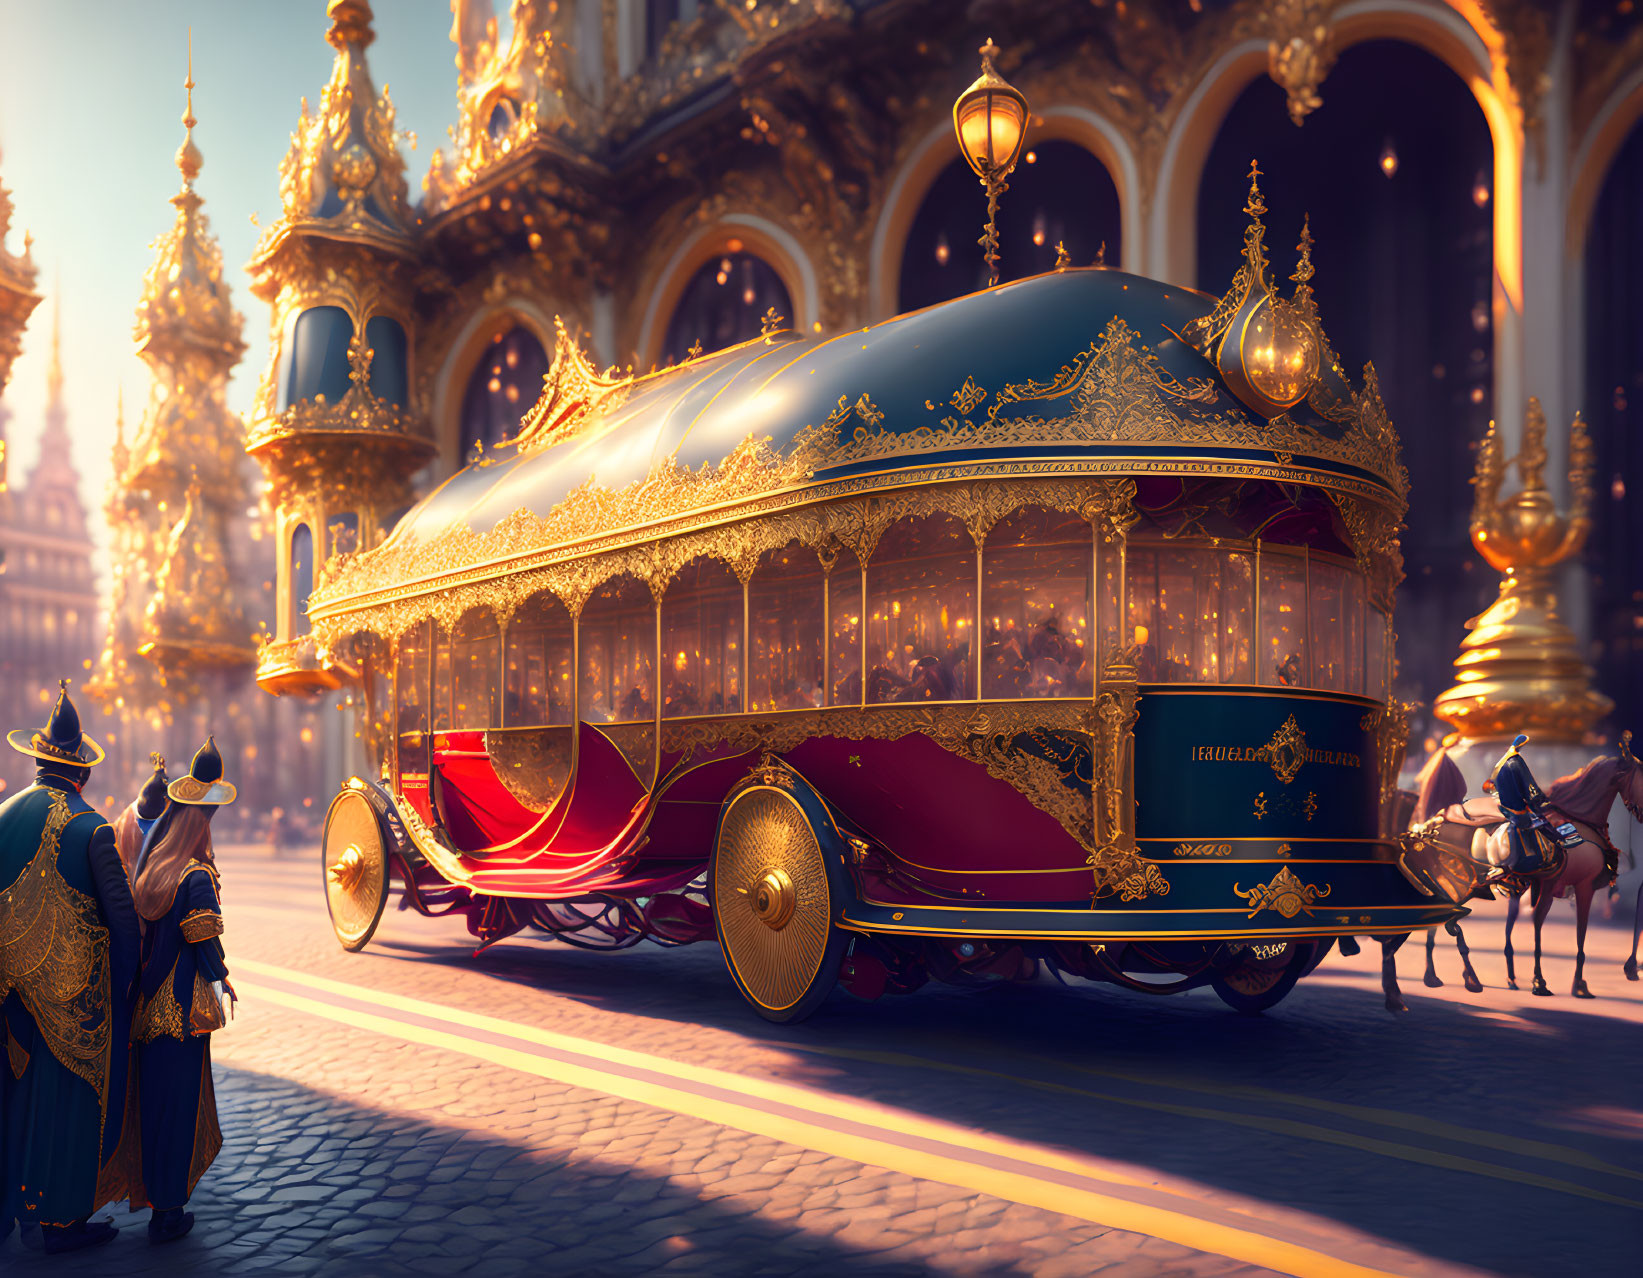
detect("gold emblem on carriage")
[1233,866,1331,919]
[1257,715,1309,784]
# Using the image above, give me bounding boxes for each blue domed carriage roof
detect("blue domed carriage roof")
[312,260,1404,636]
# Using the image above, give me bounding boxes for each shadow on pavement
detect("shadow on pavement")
[370,927,1643,1278]
[0,1064,942,1278]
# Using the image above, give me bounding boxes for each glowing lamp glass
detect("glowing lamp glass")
[953,54,1028,180]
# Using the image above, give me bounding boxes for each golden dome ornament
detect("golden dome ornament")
[1432,400,1612,743]
[1180,161,1321,419]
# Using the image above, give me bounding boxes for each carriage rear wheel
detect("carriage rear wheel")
[1210,942,1306,1014]
[712,785,845,1023]
[322,788,390,952]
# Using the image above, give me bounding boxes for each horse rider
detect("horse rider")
[0,681,140,1253]
[1482,733,1555,876]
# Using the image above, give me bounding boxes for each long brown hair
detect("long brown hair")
[132,804,218,922]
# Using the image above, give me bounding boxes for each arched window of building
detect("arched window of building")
[1585,116,1643,732]
[458,325,550,460]
[365,316,409,406]
[660,252,792,366]
[280,306,354,410]
[898,140,1121,314]
[1197,39,1493,748]
[290,522,315,637]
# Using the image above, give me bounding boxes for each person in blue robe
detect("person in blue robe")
[128,737,234,1244]
[0,681,140,1254]
[1482,733,1553,874]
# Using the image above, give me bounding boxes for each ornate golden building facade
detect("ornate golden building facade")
[90,59,333,825]
[248,0,1643,752]
[0,308,101,801]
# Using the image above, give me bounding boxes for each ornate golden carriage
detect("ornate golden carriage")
[310,177,1454,1020]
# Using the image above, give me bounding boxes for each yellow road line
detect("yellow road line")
[231,962,1415,1278]
[789,1043,1643,1211]
[807,1034,1643,1187]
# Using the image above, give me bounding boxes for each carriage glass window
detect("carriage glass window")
[504,590,573,726]
[451,610,500,729]
[1095,533,1122,675]
[1342,569,1366,694]
[1126,546,1253,684]
[1309,561,1348,692]
[395,624,429,756]
[662,557,743,718]
[1258,548,1310,687]
[827,552,862,706]
[1367,605,1390,702]
[1221,551,1255,684]
[432,621,454,731]
[982,508,1091,698]
[866,514,975,703]
[750,542,824,712]
[578,574,655,723]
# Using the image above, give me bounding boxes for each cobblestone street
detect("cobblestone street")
[5,845,1640,1277]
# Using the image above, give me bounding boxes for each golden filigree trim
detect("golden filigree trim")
[134,956,187,1045]
[511,319,632,454]
[0,790,110,1106]
[661,701,1094,854]
[179,909,224,943]
[1233,866,1331,919]
[307,304,1405,644]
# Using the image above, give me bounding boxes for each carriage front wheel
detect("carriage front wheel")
[1210,942,1308,1014]
[321,788,390,952]
[711,784,845,1023]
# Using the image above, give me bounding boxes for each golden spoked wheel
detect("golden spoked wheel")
[712,785,843,1023]
[322,788,390,952]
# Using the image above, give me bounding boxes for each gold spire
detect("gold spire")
[254,0,411,259]
[176,29,202,188]
[1243,159,1269,281]
[46,286,62,404]
[133,42,242,368]
[1291,215,1315,316]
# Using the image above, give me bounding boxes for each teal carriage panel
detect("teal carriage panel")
[1133,688,1380,844]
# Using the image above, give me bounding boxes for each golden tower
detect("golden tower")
[1432,398,1612,743]
[246,0,432,697]
[88,43,254,716]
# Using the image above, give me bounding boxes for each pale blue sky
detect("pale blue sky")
[0,1,464,571]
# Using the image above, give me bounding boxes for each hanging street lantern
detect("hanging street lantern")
[953,39,1030,287]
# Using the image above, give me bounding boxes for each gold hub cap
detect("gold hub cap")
[715,788,831,1012]
[322,789,388,949]
[744,868,796,930]
[328,845,367,893]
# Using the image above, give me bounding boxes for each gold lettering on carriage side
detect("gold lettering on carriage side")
[1171,842,1234,858]
[1191,716,1359,783]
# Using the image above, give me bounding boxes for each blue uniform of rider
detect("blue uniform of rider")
[1484,733,1553,875]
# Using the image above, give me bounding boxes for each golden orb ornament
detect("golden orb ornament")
[1231,295,1320,415]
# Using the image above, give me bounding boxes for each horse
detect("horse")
[1409,749,1484,994]
[1373,750,1477,1013]
[1495,732,1643,997]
